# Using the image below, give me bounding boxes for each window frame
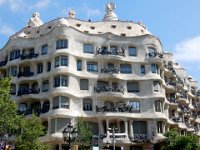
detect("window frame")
[127,82,139,93]
[87,62,98,72]
[120,64,132,74]
[83,98,93,111]
[83,44,94,54]
[56,39,68,49]
[37,63,43,74]
[41,44,48,55]
[128,47,137,56]
[80,79,89,90]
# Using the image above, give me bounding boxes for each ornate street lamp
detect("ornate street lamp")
[107,127,119,150]
[62,122,78,150]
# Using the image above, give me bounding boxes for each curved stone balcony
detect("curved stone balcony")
[96,104,140,113]
[96,47,125,57]
[129,134,153,144]
[20,52,39,60]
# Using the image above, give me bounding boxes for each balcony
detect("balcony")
[101,68,119,74]
[96,47,125,56]
[167,97,177,103]
[146,51,163,58]
[94,86,124,94]
[96,104,139,113]
[165,80,176,88]
[17,88,40,96]
[0,60,7,67]
[20,52,39,60]
[170,116,181,123]
[130,134,152,143]
[18,71,34,78]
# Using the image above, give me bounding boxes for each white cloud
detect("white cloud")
[79,3,102,18]
[174,36,200,63]
[0,25,15,36]
[32,0,51,9]
[85,8,102,18]
[8,0,26,12]
[0,0,6,5]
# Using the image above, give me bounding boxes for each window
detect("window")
[110,46,118,55]
[54,75,68,87]
[55,55,68,67]
[132,121,147,134]
[83,44,94,54]
[80,79,89,90]
[37,63,43,73]
[120,64,132,74]
[151,64,159,74]
[157,121,163,133]
[127,82,139,93]
[56,39,68,49]
[83,98,93,111]
[9,50,20,61]
[53,96,69,109]
[10,66,17,76]
[55,56,59,67]
[41,44,48,55]
[42,80,49,92]
[129,101,140,112]
[141,65,145,74]
[47,62,51,72]
[53,97,59,109]
[77,60,82,71]
[155,100,162,112]
[153,81,160,92]
[87,62,98,72]
[61,96,69,108]
[148,47,157,57]
[128,47,137,56]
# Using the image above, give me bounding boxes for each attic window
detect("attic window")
[40,34,43,37]
[127,26,132,30]
[76,24,81,27]
[48,26,51,29]
[90,26,95,30]
[111,25,116,28]
[141,29,144,33]
[84,31,89,33]
[98,32,102,34]
[37,30,40,34]
[27,31,31,34]
[121,33,126,36]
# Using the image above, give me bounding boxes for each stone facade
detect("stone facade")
[0,3,200,150]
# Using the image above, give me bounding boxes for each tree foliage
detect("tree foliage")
[0,77,48,150]
[76,117,93,150]
[0,77,18,134]
[15,114,48,150]
[163,129,200,150]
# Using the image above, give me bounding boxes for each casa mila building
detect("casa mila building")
[0,2,200,150]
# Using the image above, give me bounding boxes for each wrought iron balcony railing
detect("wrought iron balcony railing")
[94,86,124,94]
[20,52,39,60]
[96,47,125,56]
[101,68,119,74]
[96,104,140,113]
[0,60,7,67]
[146,51,163,58]
[130,134,153,143]
[17,88,40,96]
[17,71,34,78]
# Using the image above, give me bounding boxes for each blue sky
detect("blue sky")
[0,0,200,86]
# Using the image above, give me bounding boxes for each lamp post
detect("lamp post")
[62,122,78,150]
[107,127,118,150]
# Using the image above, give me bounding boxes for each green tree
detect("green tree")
[0,77,19,135]
[15,114,48,150]
[163,129,200,150]
[76,117,93,150]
